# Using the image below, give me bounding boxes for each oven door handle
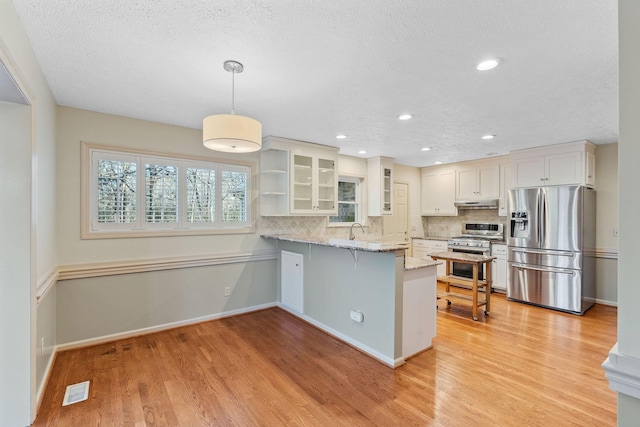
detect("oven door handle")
[510,248,575,257]
[511,263,575,275]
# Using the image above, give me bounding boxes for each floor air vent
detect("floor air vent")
[62,380,90,406]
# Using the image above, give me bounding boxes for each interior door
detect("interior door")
[383,182,408,242]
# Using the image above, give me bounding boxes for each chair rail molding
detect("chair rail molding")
[57,249,279,281]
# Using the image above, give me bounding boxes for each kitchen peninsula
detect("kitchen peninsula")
[262,234,440,368]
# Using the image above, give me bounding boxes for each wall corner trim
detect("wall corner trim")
[602,343,640,400]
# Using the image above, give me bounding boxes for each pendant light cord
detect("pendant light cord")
[231,68,236,115]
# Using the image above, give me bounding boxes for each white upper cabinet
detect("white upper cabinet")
[511,140,596,188]
[260,148,289,216]
[456,161,500,200]
[291,151,338,215]
[498,162,512,217]
[260,136,339,216]
[368,156,394,216]
[421,166,457,216]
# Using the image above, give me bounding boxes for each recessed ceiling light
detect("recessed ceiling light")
[434,161,443,165]
[476,58,501,71]
[481,134,495,140]
[358,150,367,154]
[398,114,413,121]
[336,134,347,139]
[421,147,431,151]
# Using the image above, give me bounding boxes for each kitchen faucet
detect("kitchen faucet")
[349,223,365,240]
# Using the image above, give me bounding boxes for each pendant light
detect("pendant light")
[203,60,262,153]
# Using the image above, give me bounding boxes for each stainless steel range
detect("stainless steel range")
[448,223,504,281]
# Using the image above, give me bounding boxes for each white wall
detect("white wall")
[0,0,58,423]
[617,0,640,421]
[0,101,32,427]
[56,106,273,265]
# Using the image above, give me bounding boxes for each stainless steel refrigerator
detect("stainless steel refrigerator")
[507,185,596,314]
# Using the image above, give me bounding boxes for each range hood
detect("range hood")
[454,199,499,209]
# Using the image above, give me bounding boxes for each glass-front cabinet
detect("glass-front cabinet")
[367,156,394,216]
[291,152,337,215]
[261,136,340,216]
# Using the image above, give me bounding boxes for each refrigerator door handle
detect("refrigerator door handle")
[511,248,575,257]
[539,191,546,245]
[512,263,575,275]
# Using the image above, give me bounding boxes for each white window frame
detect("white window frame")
[327,175,366,227]
[82,142,255,239]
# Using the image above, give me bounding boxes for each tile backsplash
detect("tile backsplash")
[259,210,506,241]
[259,216,383,240]
[422,210,507,239]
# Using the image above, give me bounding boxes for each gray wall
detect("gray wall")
[56,261,277,345]
[279,241,403,364]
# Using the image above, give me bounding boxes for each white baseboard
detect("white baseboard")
[36,348,58,412]
[56,302,277,352]
[595,298,618,307]
[277,303,403,368]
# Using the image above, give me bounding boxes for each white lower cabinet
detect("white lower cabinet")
[413,239,448,277]
[491,244,507,292]
[281,250,303,313]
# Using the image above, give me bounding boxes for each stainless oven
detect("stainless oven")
[448,222,502,282]
[448,245,490,281]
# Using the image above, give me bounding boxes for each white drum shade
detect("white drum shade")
[203,114,262,153]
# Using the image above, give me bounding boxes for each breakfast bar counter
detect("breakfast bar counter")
[262,234,440,367]
[429,251,496,321]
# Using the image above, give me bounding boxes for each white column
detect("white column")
[603,0,640,423]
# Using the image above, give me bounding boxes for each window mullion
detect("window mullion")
[177,160,186,229]
[215,165,222,228]
[136,156,144,230]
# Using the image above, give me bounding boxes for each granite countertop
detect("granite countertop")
[412,236,450,241]
[261,234,411,253]
[428,251,496,263]
[404,257,441,271]
[412,236,508,245]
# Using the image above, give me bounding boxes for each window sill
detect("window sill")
[81,226,255,240]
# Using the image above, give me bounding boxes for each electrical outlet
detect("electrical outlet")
[350,310,364,323]
[613,228,619,237]
[224,286,231,297]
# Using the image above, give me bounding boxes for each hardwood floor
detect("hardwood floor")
[34,292,617,426]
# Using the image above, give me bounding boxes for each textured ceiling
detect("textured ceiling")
[12,0,618,167]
